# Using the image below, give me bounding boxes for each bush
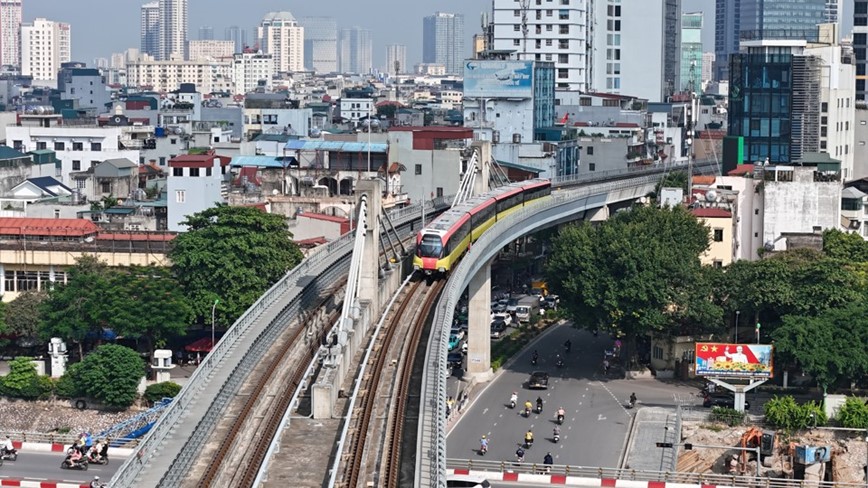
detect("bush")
[836,397,868,429]
[54,363,83,398]
[0,357,52,400]
[68,345,145,408]
[143,381,181,403]
[764,395,828,430]
[710,406,746,426]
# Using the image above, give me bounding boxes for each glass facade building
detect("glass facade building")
[855,1,868,101]
[680,12,703,93]
[739,0,825,41]
[533,61,555,134]
[728,45,821,164]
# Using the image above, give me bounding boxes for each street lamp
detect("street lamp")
[735,311,740,343]
[211,299,220,351]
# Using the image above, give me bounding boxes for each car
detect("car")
[448,334,461,351]
[447,351,464,370]
[449,326,465,341]
[527,371,550,389]
[490,319,507,338]
[703,393,750,410]
[447,474,491,488]
[492,312,512,327]
[506,298,519,314]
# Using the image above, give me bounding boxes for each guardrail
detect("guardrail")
[446,459,867,488]
[9,431,140,448]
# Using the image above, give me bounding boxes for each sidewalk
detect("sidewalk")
[621,407,679,472]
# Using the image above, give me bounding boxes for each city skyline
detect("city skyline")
[18,0,750,71]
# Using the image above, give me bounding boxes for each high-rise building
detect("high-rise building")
[299,17,337,73]
[198,25,213,40]
[21,18,71,83]
[0,0,22,67]
[728,24,854,173]
[140,2,160,58]
[715,0,827,81]
[422,12,465,75]
[225,26,247,53]
[158,0,187,61]
[663,0,682,98]
[680,12,703,94]
[188,40,234,61]
[232,52,274,95]
[701,52,716,83]
[386,44,407,75]
[258,11,304,74]
[491,0,591,91]
[855,1,868,101]
[590,0,671,101]
[339,27,372,74]
[824,0,839,24]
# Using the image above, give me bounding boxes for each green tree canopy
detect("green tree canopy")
[0,356,51,400]
[67,344,145,408]
[822,229,868,262]
[771,302,868,391]
[4,291,46,339]
[169,204,304,326]
[546,205,719,358]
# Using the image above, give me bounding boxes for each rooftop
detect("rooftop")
[691,208,733,219]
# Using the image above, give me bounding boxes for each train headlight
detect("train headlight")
[438,267,446,273]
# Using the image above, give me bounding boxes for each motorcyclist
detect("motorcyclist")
[516,445,525,463]
[556,354,563,367]
[524,400,533,416]
[2,435,13,455]
[564,340,572,352]
[69,448,83,465]
[480,435,489,453]
[544,452,554,466]
[556,406,565,423]
[531,350,539,364]
[90,476,102,488]
[509,391,518,407]
[629,392,637,407]
[553,426,561,439]
[536,396,543,412]
[524,429,534,447]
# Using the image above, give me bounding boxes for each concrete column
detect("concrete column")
[357,179,382,319]
[471,140,491,196]
[0,263,5,295]
[464,261,494,382]
[586,205,610,222]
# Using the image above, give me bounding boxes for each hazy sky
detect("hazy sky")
[23,0,852,68]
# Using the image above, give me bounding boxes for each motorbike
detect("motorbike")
[509,398,516,409]
[626,398,636,410]
[564,342,572,353]
[60,452,89,470]
[536,402,543,414]
[531,356,538,366]
[553,430,560,443]
[524,406,531,418]
[556,358,564,368]
[0,448,17,461]
[87,454,109,465]
[557,413,564,425]
[524,437,534,449]
[479,443,488,455]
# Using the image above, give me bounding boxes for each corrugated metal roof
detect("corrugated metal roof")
[230,156,285,168]
[284,140,388,153]
[0,218,99,237]
[495,159,543,174]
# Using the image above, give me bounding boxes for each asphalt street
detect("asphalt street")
[447,323,704,469]
[0,450,123,484]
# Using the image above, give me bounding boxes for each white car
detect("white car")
[447,474,491,488]
[492,312,512,327]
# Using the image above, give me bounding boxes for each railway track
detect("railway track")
[340,277,446,487]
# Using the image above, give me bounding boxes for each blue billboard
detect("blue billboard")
[464,60,533,98]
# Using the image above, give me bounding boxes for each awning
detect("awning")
[184,337,214,352]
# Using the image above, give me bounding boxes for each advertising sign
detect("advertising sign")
[694,343,774,378]
[464,60,534,98]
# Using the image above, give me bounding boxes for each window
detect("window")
[36,141,47,150]
[558,54,568,64]
[821,102,828,113]
[12,140,22,151]
[513,39,521,46]
[159,157,166,166]
[559,25,569,34]
[72,142,83,151]
[557,68,569,79]
[72,160,81,171]
[190,168,200,177]
[206,167,212,176]
[175,190,186,203]
[54,209,60,219]
[173,167,183,177]
[91,142,102,151]
[754,208,759,215]
[588,163,596,171]
[586,146,594,155]
[713,260,723,268]
[170,138,177,144]
[713,229,724,242]
[101,181,111,194]
[652,345,664,360]
[514,9,521,16]
[415,164,422,175]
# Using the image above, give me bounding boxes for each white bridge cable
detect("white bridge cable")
[333,195,367,350]
[451,150,480,207]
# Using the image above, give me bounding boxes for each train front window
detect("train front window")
[418,235,444,258]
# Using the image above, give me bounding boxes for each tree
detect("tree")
[822,229,868,262]
[376,103,400,120]
[836,397,868,429]
[104,265,193,353]
[143,381,181,403]
[652,171,688,200]
[771,302,868,392]
[4,291,47,340]
[169,205,304,326]
[40,256,114,359]
[0,356,52,400]
[546,205,714,361]
[68,344,145,408]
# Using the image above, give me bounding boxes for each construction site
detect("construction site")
[677,421,867,484]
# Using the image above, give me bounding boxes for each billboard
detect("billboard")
[695,343,774,378]
[464,60,534,98]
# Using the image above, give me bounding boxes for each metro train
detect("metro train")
[413,179,552,274]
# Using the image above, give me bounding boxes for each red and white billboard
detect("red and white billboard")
[694,343,774,378]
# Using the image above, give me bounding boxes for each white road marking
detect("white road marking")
[482,407,489,415]
[592,380,632,416]
[598,414,607,421]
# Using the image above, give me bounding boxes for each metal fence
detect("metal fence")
[8,431,140,448]
[446,459,867,488]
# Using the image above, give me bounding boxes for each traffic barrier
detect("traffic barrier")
[0,480,91,488]
[448,469,739,488]
[7,441,132,456]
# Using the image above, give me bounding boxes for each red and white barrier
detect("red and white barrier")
[448,469,739,488]
[10,441,132,456]
[0,480,92,488]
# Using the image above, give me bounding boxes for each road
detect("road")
[0,451,124,484]
[447,322,704,468]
